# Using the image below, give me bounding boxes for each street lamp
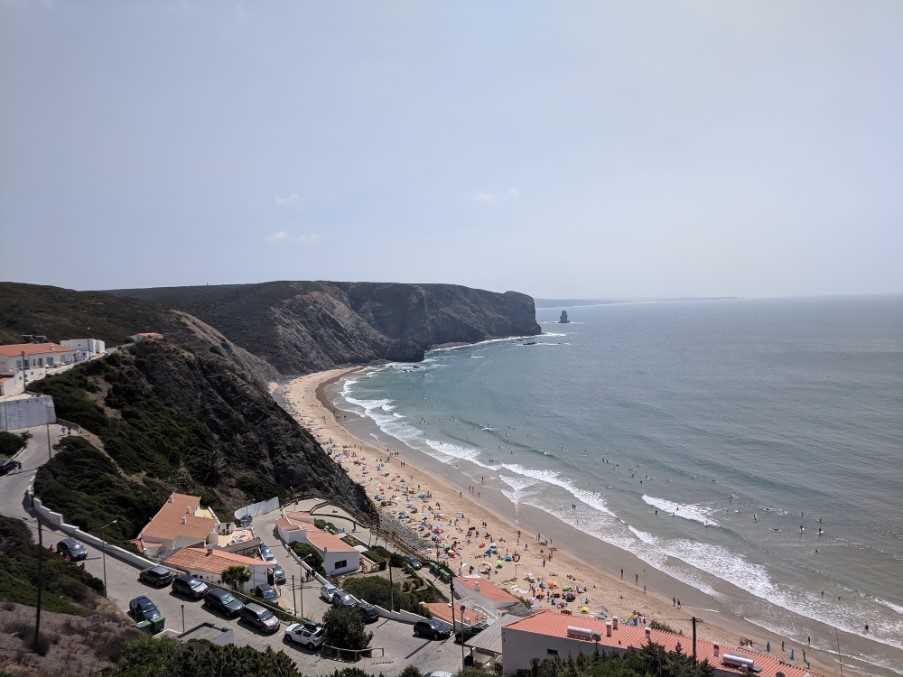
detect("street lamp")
[99,519,118,598]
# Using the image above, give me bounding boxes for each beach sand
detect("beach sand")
[281,367,841,676]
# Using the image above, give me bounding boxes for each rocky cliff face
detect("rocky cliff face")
[114,281,541,375]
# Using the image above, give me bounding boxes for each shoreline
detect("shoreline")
[281,366,847,677]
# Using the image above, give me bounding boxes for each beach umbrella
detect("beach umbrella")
[496,560,504,568]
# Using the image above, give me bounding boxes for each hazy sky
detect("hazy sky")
[2,1,901,299]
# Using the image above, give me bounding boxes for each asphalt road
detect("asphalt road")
[0,425,463,675]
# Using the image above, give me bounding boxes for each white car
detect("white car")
[285,621,325,649]
[320,583,338,602]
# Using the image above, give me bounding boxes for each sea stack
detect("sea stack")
[559,310,570,324]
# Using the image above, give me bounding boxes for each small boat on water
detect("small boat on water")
[522,341,537,346]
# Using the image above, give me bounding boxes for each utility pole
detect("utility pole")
[691,616,697,662]
[181,604,185,633]
[34,519,45,650]
[291,575,297,616]
[45,423,52,461]
[388,562,395,612]
[459,602,467,668]
[99,519,118,597]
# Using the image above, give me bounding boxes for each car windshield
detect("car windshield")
[258,609,274,621]
[189,579,204,589]
[220,593,235,604]
[138,600,155,610]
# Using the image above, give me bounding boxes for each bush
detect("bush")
[342,575,442,613]
[323,607,372,651]
[0,431,26,457]
[399,667,422,677]
[290,542,325,576]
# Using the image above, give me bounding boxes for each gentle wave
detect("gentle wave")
[642,494,719,527]
[500,463,615,516]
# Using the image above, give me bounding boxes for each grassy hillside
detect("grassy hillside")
[31,340,373,543]
[114,280,541,374]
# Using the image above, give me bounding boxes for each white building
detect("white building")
[60,338,106,362]
[277,511,360,576]
[501,609,811,677]
[454,576,522,614]
[132,493,220,559]
[0,393,56,431]
[0,371,24,398]
[0,343,76,380]
[164,547,273,590]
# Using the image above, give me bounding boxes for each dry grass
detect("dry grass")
[0,602,137,676]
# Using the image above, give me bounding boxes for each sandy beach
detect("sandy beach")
[281,367,841,676]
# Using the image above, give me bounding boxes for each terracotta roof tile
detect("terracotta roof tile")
[456,576,520,605]
[423,602,487,626]
[164,547,269,575]
[305,528,356,553]
[504,610,815,677]
[136,493,216,548]
[0,343,75,357]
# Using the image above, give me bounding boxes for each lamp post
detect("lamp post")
[99,519,118,598]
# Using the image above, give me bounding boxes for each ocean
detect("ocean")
[335,296,903,674]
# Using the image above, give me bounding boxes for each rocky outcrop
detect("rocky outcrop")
[114,281,541,375]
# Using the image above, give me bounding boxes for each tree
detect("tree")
[290,542,325,575]
[221,565,250,590]
[0,431,27,457]
[399,667,423,677]
[323,607,372,651]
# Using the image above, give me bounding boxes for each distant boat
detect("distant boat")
[559,310,570,324]
[522,341,537,346]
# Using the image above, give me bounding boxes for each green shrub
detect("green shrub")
[290,542,325,576]
[0,432,27,457]
[323,607,371,651]
[342,575,442,613]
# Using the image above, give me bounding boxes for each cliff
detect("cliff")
[31,339,373,542]
[113,281,541,375]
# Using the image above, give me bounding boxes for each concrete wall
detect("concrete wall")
[234,496,280,520]
[322,549,360,576]
[0,373,24,397]
[0,395,56,431]
[502,627,623,675]
[30,493,158,571]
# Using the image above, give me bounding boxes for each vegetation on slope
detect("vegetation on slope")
[514,643,714,677]
[31,340,373,541]
[0,515,104,614]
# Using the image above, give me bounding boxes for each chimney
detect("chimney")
[713,643,719,657]
[645,626,651,640]
[612,617,618,630]
[605,622,612,637]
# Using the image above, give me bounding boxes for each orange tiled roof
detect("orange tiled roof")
[456,576,520,605]
[504,610,814,677]
[305,528,356,554]
[0,343,75,357]
[136,493,216,547]
[284,510,315,524]
[164,547,269,575]
[422,602,487,626]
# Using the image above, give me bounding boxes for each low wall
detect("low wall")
[234,496,280,521]
[0,395,56,431]
[29,492,157,571]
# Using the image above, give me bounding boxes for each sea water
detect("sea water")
[339,296,903,673]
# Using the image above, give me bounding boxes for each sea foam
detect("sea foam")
[642,494,719,527]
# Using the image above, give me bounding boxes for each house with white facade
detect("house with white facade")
[164,547,273,590]
[0,343,77,383]
[277,510,360,576]
[132,492,220,559]
[501,609,812,677]
[454,576,522,615]
[60,338,106,362]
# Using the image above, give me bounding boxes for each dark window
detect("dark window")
[547,649,558,656]
[334,560,347,569]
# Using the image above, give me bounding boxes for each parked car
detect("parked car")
[138,565,175,588]
[204,587,244,617]
[331,591,356,609]
[237,514,253,528]
[319,583,338,602]
[254,584,278,602]
[271,564,286,585]
[405,556,423,570]
[56,538,88,562]
[0,459,22,476]
[240,602,280,633]
[259,544,275,562]
[128,595,162,623]
[413,619,452,640]
[285,621,325,649]
[425,672,455,677]
[172,573,209,599]
[356,601,379,623]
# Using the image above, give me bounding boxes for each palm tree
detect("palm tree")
[222,565,251,591]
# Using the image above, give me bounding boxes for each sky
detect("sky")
[2,1,902,299]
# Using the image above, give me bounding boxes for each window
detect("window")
[547,649,558,656]
[334,560,347,569]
